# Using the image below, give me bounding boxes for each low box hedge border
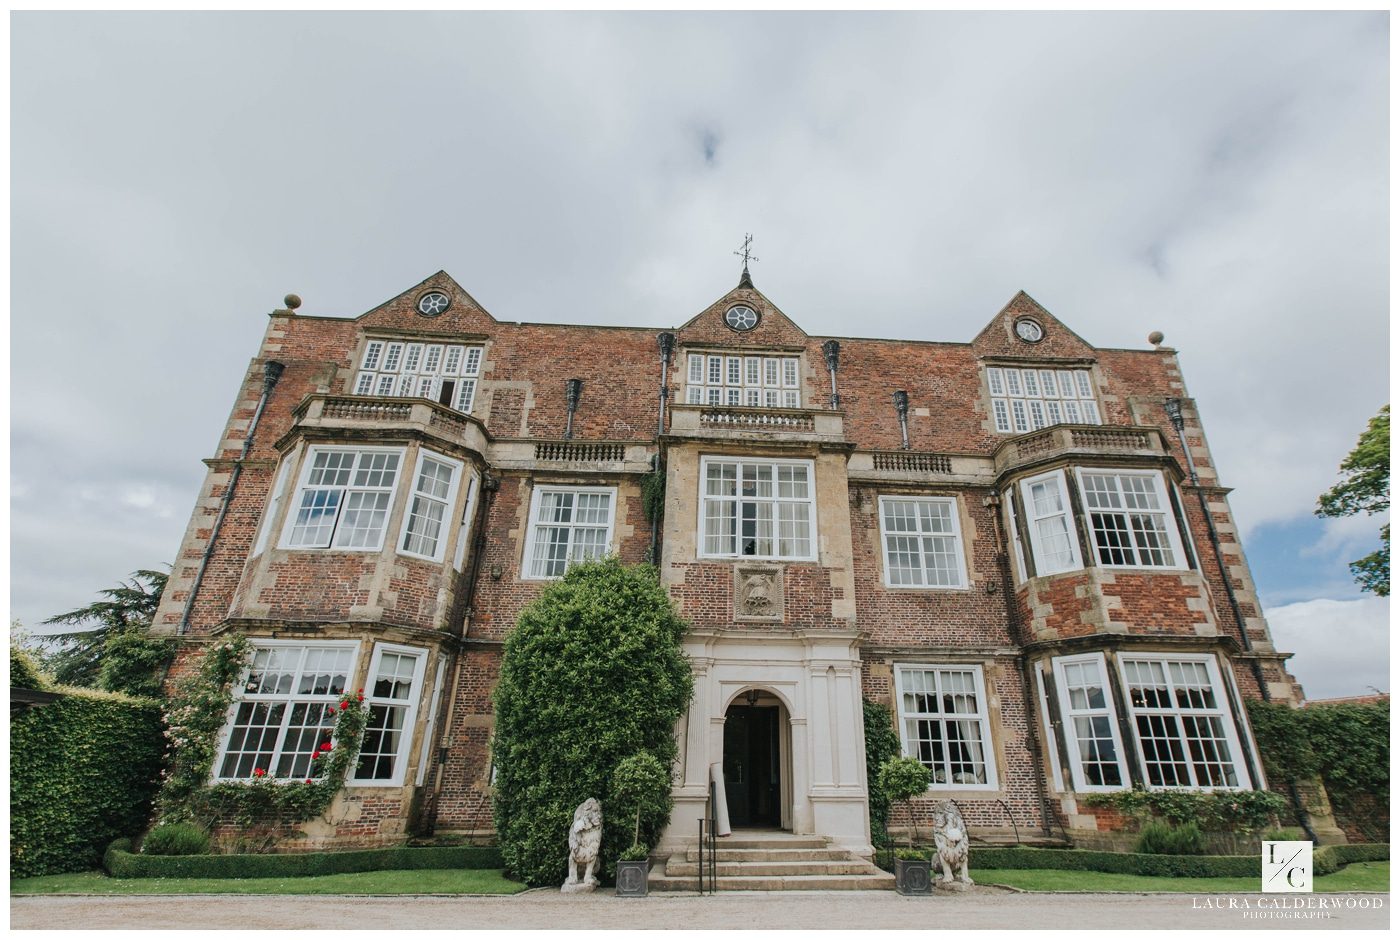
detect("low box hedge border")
[104,840,504,880]
[970,844,1389,879]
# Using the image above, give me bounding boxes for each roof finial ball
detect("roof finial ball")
[284,293,302,311]
[1148,330,1164,348]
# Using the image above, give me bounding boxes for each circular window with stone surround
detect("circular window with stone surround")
[417,291,451,317]
[725,305,759,332]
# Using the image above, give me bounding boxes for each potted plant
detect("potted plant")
[610,753,670,897]
[879,756,933,895]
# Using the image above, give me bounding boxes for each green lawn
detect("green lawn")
[972,861,1390,894]
[10,868,527,896]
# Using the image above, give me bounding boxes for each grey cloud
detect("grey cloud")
[10,12,1388,636]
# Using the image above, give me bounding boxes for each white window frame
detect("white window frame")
[1003,486,1026,584]
[1051,653,1131,792]
[1017,469,1082,576]
[684,351,802,409]
[876,496,969,589]
[520,485,618,580]
[453,473,479,571]
[354,338,483,415]
[985,365,1101,434]
[1116,652,1250,791]
[278,445,406,552]
[697,456,818,562]
[348,643,428,788]
[893,663,1000,791]
[1073,468,1188,571]
[415,656,449,787]
[252,456,294,557]
[213,639,361,782]
[1035,666,1065,792]
[397,450,463,563]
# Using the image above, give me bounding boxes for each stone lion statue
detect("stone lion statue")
[930,800,973,886]
[562,797,603,893]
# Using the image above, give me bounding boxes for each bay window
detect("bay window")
[1118,654,1247,789]
[1051,654,1129,790]
[282,447,403,551]
[1017,469,1081,575]
[399,452,463,562]
[699,457,815,561]
[894,664,998,789]
[1075,469,1186,569]
[352,644,428,786]
[216,642,358,780]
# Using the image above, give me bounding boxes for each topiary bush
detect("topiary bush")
[10,687,166,878]
[492,558,693,887]
[1136,820,1207,856]
[611,752,671,852]
[141,822,210,856]
[879,756,931,848]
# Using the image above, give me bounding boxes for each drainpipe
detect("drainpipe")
[564,379,583,440]
[892,390,910,450]
[428,471,499,832]
[178,359,285,635]
[822,340,841,409]
[1164,398,1316,842]
[986,492,1055,838]
[656,332,675,437]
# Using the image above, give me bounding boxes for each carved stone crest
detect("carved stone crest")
[733,565,784,622]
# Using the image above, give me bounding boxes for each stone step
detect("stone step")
[647,871,896,892]
[666,859,877,877]
[682,847,851,863]
[705,836,830,850]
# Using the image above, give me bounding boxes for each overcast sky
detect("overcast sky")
[9,11,1389,698]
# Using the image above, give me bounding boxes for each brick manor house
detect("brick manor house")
[153,269,1342,855]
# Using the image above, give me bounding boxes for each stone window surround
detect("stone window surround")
[519,483,619,580]
[254,440,473,570]
[893,662,1001,792]
[1036,646,1256,795]
[696,455,818,563]
[875,494,971,590]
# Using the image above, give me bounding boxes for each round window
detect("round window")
[725,305,759,332]
[1014,318,1044,343]
[417,291,451,317]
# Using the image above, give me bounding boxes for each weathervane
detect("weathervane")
[733,233,759,273]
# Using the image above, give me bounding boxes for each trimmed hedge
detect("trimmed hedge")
[971,843,1389,878]
[104,840,504,879]
[11,687,166,879]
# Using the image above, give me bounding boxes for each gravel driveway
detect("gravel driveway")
[10,888,1388,931]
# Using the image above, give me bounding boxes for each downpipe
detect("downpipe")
[177,359,284,635]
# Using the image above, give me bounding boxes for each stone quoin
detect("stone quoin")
[151,267,1343,859]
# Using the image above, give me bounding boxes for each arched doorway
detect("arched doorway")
[722,689,790,830]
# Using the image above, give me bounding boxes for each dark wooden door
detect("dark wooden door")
[723,704,781,828]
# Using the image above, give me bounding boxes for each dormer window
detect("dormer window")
[986,365,1100,433]
[354,340,483,414]
[686,352,800,407]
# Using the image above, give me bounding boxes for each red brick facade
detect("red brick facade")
[153,270,1332,851]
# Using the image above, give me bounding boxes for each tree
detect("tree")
[39,568,173,695]
[1316,406,1389,596]
[492,558,693,886]
[878,756,932,849]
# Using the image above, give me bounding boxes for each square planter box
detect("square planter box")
[894,857,933,896]
[615,859,650,897]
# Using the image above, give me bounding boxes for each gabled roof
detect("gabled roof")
[970,290,1097,360]
[674,272,809,349]
[356,270,499,334]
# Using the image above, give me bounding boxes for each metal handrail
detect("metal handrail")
[707,780,718,893]
[993,799,1021,846]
